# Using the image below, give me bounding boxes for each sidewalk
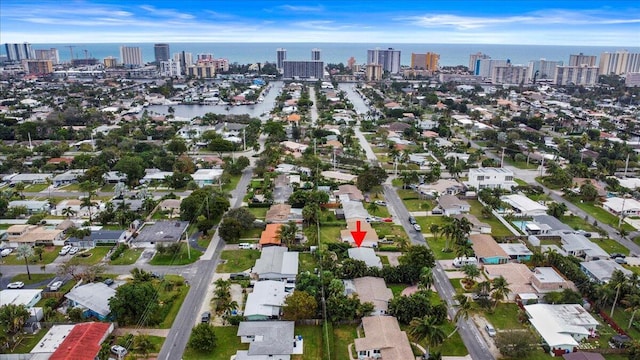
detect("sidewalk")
[113,328,170,337]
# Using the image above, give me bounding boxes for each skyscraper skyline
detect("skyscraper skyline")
[154,43,170,64]
[119,46,143,67]
[367,48,401,74]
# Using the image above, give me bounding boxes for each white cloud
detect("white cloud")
[278,4,324,12]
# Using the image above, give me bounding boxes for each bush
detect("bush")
[110,244,128,261]
[27,213,47,225]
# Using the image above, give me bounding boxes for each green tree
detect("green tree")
[418,267,434,292]
[0,304,30,334]
[367,201,379,215]
[282,290,318,320]
[34,246,44,261]
[356,166,388,192]
[133,334,155,358]
[546,201,568,218]
[224,208,256,229]
[408,315,446,355]
[114,155,146,186]
[461,264,480,285]
[167,138,188,155]
[62,206,77,218]
[491,276,511,309]
[218,217,243,242]
[109,282,160,326]
[67,307,84,322]
[188,323,217,353]
[579,182,599,202]
[494,330,537,357]
[180,187,230,222]
[16,244,34,280]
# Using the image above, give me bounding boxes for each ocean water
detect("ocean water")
[14,43,640,67]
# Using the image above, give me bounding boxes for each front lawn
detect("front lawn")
[433,321,467,356]
[72,246,111,265]
[1,246,61,265]
[595,238,631,256]
[292,325,323,360]
[11,273,55,285]
[397,189,434,212]
[332,324,358,360]
[222,175,242,192]
[483,303,525,330]
[216,250,260,273]
[299,252,319,274]
[567,199,635,232]
[247,207,268,219]
[183,326,248,360]
[371,222,409,241]
[388,283,408,298]
[25,183,49,192]
[560,214,601,233]
[149,243,202,265]
[158,277,190,328]
[110,248,144,265]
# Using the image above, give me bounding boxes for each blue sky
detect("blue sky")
[1,0,639,45]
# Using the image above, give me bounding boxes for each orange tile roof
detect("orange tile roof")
[49,322,112,360]
[287,114,301,122]
[259,223,282,246]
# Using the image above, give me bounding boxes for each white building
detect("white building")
[120,46,143,67]
[501,194,548,216]
[467,168,517,191]
[554,65,599,86]
[160,59,181,77]
[192,168,223,187]
[602,197,640,216]
[525,304,598,354]
[244,280,287,321]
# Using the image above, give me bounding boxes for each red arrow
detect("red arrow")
[351,220,367,247]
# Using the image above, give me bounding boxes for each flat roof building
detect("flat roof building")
[253,246,299,282]
[131,221,189,248]
[347,247,382,268]
[525,304,598,354]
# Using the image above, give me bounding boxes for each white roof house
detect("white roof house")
[467,167,517,191]
[9,200,50,214]
[560,233,609,261]
[581,259,633,284]
[253,247,299,282]
[0,289,43,308]
[236,321,299,359]
[501,194,548,216]
[344,277,393,315]
[347,247,383,269]
[602,197,640,216]
[320,171,357,183]
[192,168,223,187]
[244,280,288,321]
[525,304,598,353]
[65,282,116,319]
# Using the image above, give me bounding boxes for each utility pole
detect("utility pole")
[500,147,505,168]
[624,153,630,177]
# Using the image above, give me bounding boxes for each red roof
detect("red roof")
[49,322,112,360]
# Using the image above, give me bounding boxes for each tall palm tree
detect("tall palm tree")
[461,264,480,286]
[133,335,154,359]
[408,315,446,357]
[439,217,457,252]
[622,293,640,329]
[429,224,440,240]
[449,294,472,337]
[277,221,298,247]
[491,276,511,309]
[418,267,434,291]
[61,206,77,218]
[366,201,379,215]
[14,182,26,199]
[16,244,34,280]
[80,196,97,223]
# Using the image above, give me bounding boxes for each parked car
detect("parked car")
[104,278,114,286]
[111,345,128,357]
[49,281,63,291]
[615,257,628,265]
[59,245,72,255]
[485,323,497,337]
[7,281,24,289]
[374,200,387,206]
[413,224,422,232]
[610,253,626,259]
[68,247,79,255]
[230,273,249,280]
[1,248,13,257]
[238,243,254,250]
[408,216,417,225]
[201,311,211,323]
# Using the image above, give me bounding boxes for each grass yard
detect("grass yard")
[110,248,143,265]
[158,279,190,328]
[1,246,61,265]
[72,246,111,265]
[240,227,263,239]
[149,243,202,265]
[247,207,268,219]
[216,249,260,273]
[197,235,212,249]
[332,324,358,360]
[397,189,434,212]
[222,175,242,192]
[11,273,55,285]
[25,183,49,192]
[60,183,81,191]
[183,326,248,360]
[10,328,49,353]
[388,283,408,298]
[426,236,457,260]
[505,159,539,170]
[449,278,465,295]
[371,222,409,241]
[515,178,529,186]
[368,204,391,218]
[299,252,319,274]
[609,307,640,340]
[433,322,467,356]
[379,255,390,265]
[596,238,631,256]
[568,199,635,232]
[319,224,343,244]
[467,199,514,237]
[100,224,127,230]
[560,214,601,233]
[292,325,324,360]
[482,303,525,330]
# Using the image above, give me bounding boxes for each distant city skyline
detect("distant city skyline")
[1,1,639,46]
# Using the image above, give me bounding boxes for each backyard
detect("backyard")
[292,325,324,360]
[467,199,514,237]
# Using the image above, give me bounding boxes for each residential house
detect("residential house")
[484,263,536,299]
[141,169,174,184]
[52,169,85,187]
[8,200,50,214]
[281,141,308,153]
[244,280,287,321]
[354,316,414,360]
[531,267,576,294]
[236,321,301,359]
[3,173,52,184]
[5,225,64,247]
[501,194,548,216]
[130,221,189,248]
[470,234,509,265]
[253,246,299,283]
[347,247,383,269]
[602,197,640,216]
[192,168,223,187]
[452,214,491,234]
[499,242,533,261]
[265,204,302,224]
[159,199,181,218]
[65,283,116,320]
[581,260,633,284]
[67,230,126,248]
[559,233,609,260]
[0,289,43,308]
[344,277,393,315]
[529,215,573,235]
[572,178,607,198]
[335,184,364,202]
[102,171,127,184]
[259,224,283,248]
[436,195,470,216]
[341,200,370,220]
[47,322,114,360]
[341,219,379,248]
[321,170,357,183]
[467,168,517,190]
[525,304,598,355]
[273,174,292,204]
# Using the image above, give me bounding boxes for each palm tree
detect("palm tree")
[622,293,640,329]
[34,246,44,261]
[418,267,434,291]
[14,182,26,199]
[16,244,34,280]
[439,218,457,252]
[461,264,480,287]
[491,276,511,309]
[61,206,77,218]
[367,201,379,215]
[277,221,298,246]
[449,294,472,337]
[133,334,154,359]
[429,224,440,240]
[80,197,98,223]
[408,315,446,357]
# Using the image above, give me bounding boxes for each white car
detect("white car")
[59,245,72,255]
[68,247,79,255]
[49,281,63,291]
[7,281,24,289]
[111,345,128,357]
[238,243,254,249]
[413,223,422,232]
[1,248,13,257]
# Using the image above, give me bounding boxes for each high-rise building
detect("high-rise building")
[347,57,356,71]
[528,59,563,81]
[410,52,439,71]
[599,50,640,75]
[5,43,35,62]
[197,53,214,62]
[174,51,193,74]
[103,57,118,68]
[365,64,383,81]
[475,59,508,78]
[554,65,599,86]
[276,48,287,71]
[160,59,182,77]
[491,64,529,84]
[282,60,324,79]
[625,73,640,87]
[186,63,216,78]
[367,48,401,74]
[34,48,59,64]
[311,48,321,61]
[154,44,170,63]
[24,60,53,75]
[569,53,597,67]
[469,52,490,73]
[119,46,143,67]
